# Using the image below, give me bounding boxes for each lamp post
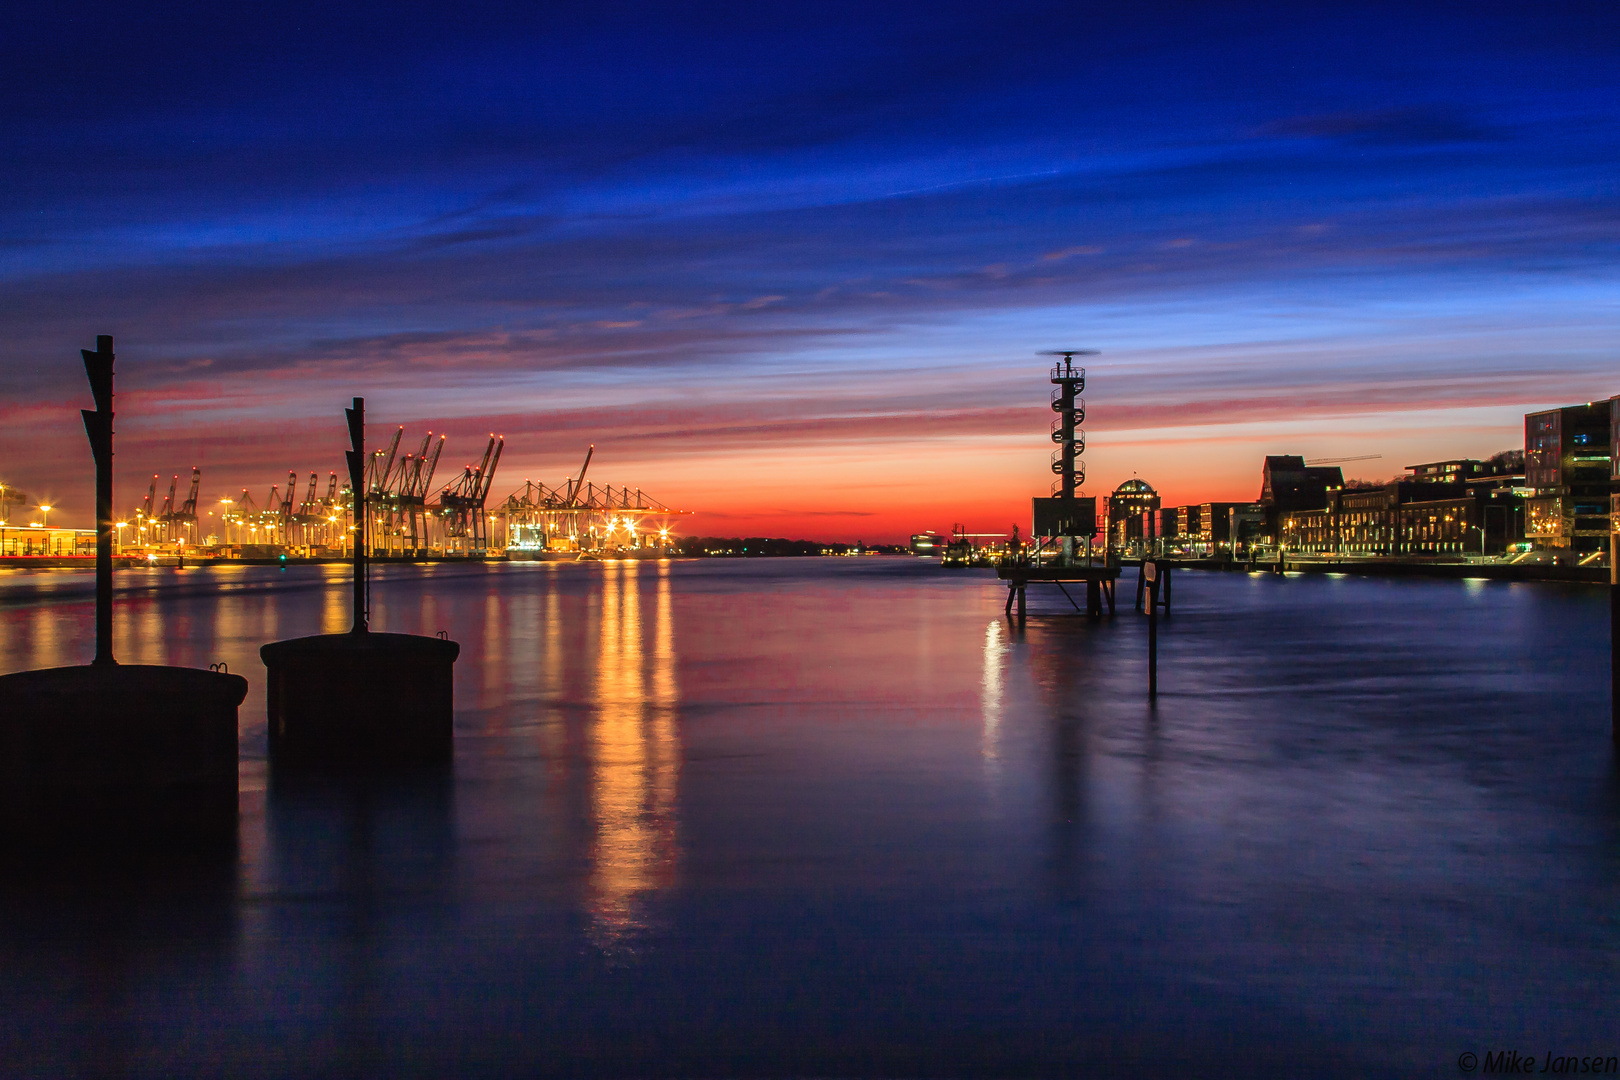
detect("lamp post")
[39,504,52,529]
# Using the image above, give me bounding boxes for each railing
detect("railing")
[1049,388,1085,417]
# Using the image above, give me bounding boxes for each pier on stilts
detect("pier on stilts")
[999,560,1120,618]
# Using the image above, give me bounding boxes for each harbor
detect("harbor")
[1,435,690,567]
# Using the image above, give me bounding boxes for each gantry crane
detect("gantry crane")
[496,444,688,557]
[153,467,202,542]
[180,468,200,520]
[138,475,159,543]
[362,426,444,556]
[161,475,177,519]
[298,472,319,518]
[433,434,503,554]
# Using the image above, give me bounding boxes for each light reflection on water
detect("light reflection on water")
[981,618,1004,788]
[1,560,1619,1076]
[587,560,680,948]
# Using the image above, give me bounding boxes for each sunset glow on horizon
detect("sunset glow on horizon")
[3,4,1617,540]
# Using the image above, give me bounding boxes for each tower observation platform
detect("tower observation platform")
[999,350,1119,617]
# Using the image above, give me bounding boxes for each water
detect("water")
[1,559,1617,1077]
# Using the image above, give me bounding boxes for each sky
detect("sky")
[2,2,1617,540]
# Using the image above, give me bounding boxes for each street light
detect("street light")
[38,504,52,529]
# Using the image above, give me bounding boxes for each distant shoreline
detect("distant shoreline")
[1123,556,1607,586]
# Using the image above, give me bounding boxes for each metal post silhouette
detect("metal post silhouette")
[345,398,368,634]
[80,335,116,666]
[1146,560,1158,700]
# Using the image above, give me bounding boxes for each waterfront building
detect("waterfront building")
[1107,479,1159,550]
[1158,507,1178,542]
[1333,476,1466,555]
[1281,477,1525,556]
[1259,456,1344,542]
[1525,402,1611,555]
[1282,505,1333,553]
[1398,493,1483,555]
[1406,454,1525,490]
[1175,504,1202,544]
[1407,459,1493,483]
[0,525,96,558]
[1196,502,1259,554]
[1229,504,1267,553]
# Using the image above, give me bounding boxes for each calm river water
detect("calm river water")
[0,558,1617,1077]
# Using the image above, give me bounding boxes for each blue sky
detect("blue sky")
[3,3,1617,536]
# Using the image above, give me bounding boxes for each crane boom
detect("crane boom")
[180,467,200,516]
[467,436,496,498]
[476,438,504,503]
[371,426,404,493]
[420,435,445,495]
[160,475,178,519]
[143,475,158,518]
[567,445,594,506]
[405,434,432,496]
[1304,454,1382,465]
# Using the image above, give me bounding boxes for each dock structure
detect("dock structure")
[998,561,1121,617]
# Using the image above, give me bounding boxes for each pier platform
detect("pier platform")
[997,563,1120,617]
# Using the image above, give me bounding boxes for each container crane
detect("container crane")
[159,475,178,522]
[433,435,503,554]
[418,435,444,496]
[280,472,297,520]
[494,448,689,558]
[398,433,444,554]
[368,426,404,494]
[169,467,201,542]
[180,468,200,519]
[298,472,319,518]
